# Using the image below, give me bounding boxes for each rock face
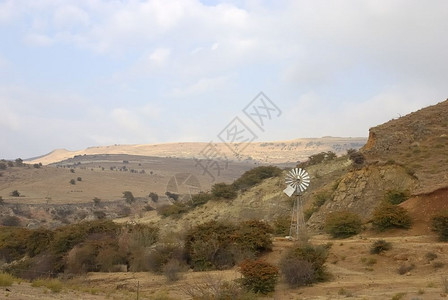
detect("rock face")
[362,99,448,194]
[363,100,448,155]
[308,164,417,228]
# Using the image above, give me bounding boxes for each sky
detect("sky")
[0,0,447,159]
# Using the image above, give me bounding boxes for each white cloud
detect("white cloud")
[0,101,21,131]
[170,76,229,97]
[141,103,162,119]
[283,84,442,138]
[111,108,142,132]
[147,48,171,65]
[53,5,90,29]
[0,0,15,22]
[23,33,53,47]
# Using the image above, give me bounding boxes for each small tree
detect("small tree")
[385,190,409,205]
[280,243,329,287]
[77,177,82,182]
[10,190,20,197]
[239,259,279,294]
[211,183,237,199]
[370,239,392,254]
[70,168,75,173]
[165,191,179,201]
[123,191,135,204]
[232,166,282,191]
[93,197,101,206]
[15,158,23,167]
[324,211,362,238]
[190,192,213,208]
[149,192,158,202]
[372,202,412,231]
[347,149,365,166]
[431,211,448,241]
[69,179,76,185]
[0,162,7,170]
[0,196,4,205]
[2,215,21,226]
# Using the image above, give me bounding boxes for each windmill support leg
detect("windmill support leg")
[289,194,306,240]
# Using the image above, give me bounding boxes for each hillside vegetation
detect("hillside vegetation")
[0,100,447,299]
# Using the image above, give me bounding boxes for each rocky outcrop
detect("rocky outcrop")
[308,164,417,228]
[361,99,448,194]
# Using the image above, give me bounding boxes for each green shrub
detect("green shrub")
[66,243,98,274]
[233,166,282,191]
[0,227,32,262]
[273,216,290,236]
[96,247,126,272]
[149,192,159,202]
[313,191,330,208]
[157,203,189,218]
[31,278,63,293]
[165,191,179,201]
[26,229,55,257]
[126,223,159,249]
[360,256,377,266]
[234,220,273,255]
[280,257,315,287]
[2,215,21,227]
[372,203,412,231]
[211,183,237,199]
[50,220,120,255]
[370,239,392,254]
[147,243,185,274]
[123,191,135,203]
[305,151,337,166]
[184,221,238,271]
[0,272,15,286]
[425,252,438,261]
[184,220,272,271]
[385,190,409,205]
[304,207,317,221]
[190,192,213,207]
[324,211,362,238]
[162,258,185,282]
[92,197,101,206]
[347,149,365,166]
[10,190,20,197]
[397,263,414,275]
[239,259,279,294]
[280,243,329,283]
[431,211,448,241]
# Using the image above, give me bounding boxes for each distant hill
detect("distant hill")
[28,137,367,165]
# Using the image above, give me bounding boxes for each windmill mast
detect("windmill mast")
[283,168,310,240]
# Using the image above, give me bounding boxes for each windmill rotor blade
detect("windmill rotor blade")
[284,167,310,195]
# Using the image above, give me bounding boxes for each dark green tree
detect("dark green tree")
[123,191,135,204]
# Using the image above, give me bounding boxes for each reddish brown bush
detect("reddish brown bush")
[239,259,279,294]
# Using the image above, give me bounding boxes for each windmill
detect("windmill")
[283,168,310,240]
